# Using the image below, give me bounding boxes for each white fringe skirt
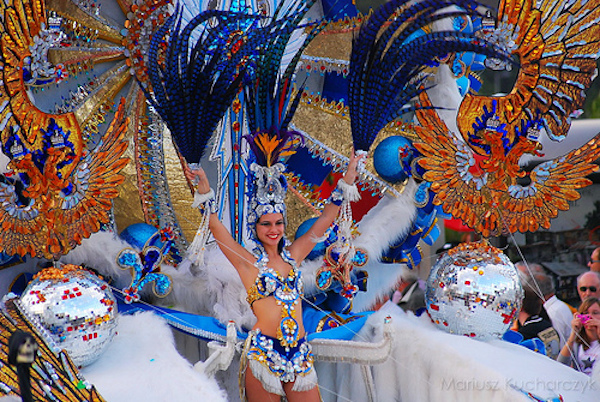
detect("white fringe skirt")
[239,329,318,400]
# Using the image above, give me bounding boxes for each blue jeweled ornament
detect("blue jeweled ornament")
[116,226,174,303]
[372,136,415,183]
[119,222,164,251]
[316,271,332,289]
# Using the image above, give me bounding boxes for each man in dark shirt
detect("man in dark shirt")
[517,285,560,359]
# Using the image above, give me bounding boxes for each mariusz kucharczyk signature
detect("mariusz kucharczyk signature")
[441,377,598,393]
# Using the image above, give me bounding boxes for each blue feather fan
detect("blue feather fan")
[348,0,515,152]
[140,7,265,165]
[242,0,325,166]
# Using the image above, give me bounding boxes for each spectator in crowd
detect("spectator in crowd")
[558,297,600,375]
[577,271,600,302]
[530,272,573,349]
[588,247,600,273]
[515,261,545,277]
[514,262,572,343]
[391,268,426,315]
[517,284,560,359]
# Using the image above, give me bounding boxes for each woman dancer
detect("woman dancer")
[185,149,362,401]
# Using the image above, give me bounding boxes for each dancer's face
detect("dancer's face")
[256,213,284,247]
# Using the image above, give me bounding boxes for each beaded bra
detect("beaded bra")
[246,249,303,350]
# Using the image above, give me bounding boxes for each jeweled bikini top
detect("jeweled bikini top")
[246,249,303,350]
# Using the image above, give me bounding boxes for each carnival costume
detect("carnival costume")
[235,129,321,396]
[194,154,326,396]
[242,249,318,395]
[184,0,365,393]
[182,0,328,395]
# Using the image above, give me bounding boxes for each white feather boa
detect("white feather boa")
[168,247,256,329]
[81,311,226,402]
[60,231,256,330]
[316,303,599,402]
[302,180,418,312]
[354,179,418,258]
[59,230,134,290]
[60,178,419,325]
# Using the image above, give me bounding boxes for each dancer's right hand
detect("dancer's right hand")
[184,164,210,194]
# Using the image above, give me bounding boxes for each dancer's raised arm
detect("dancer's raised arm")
[288,151,364,262]
[184,165,256,278]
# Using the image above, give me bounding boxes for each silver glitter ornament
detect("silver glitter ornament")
[426,241,523,340]
[18,264,118,367]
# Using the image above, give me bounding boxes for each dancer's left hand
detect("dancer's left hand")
[343,150,365,184]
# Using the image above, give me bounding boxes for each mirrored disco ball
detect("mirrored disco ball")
[18,264,118,367]
[426,241,523,340]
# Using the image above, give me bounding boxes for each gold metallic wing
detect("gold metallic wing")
[0,101,128,260]
[49,100,130,259]
[0,0,132,259]
[0,186,49,258]
[414,95,502,238]
[457,0,600,144]
[416,92,600,237]
[501,133,600,233]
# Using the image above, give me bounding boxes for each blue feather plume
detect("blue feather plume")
[140,6,265,164]
[348,0,515,152]
[242,0,325,165]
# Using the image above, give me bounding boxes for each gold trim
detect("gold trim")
[47,0,124,44]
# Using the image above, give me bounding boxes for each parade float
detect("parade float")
[0,0,599,400]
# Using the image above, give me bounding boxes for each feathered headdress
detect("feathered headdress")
[140,6,264,165]
[348,0,515,153]
[244,128,302,225]
[242,0,324,226]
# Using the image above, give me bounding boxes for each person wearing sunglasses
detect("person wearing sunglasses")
[577,271,600,302]
[588,247,600,273]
